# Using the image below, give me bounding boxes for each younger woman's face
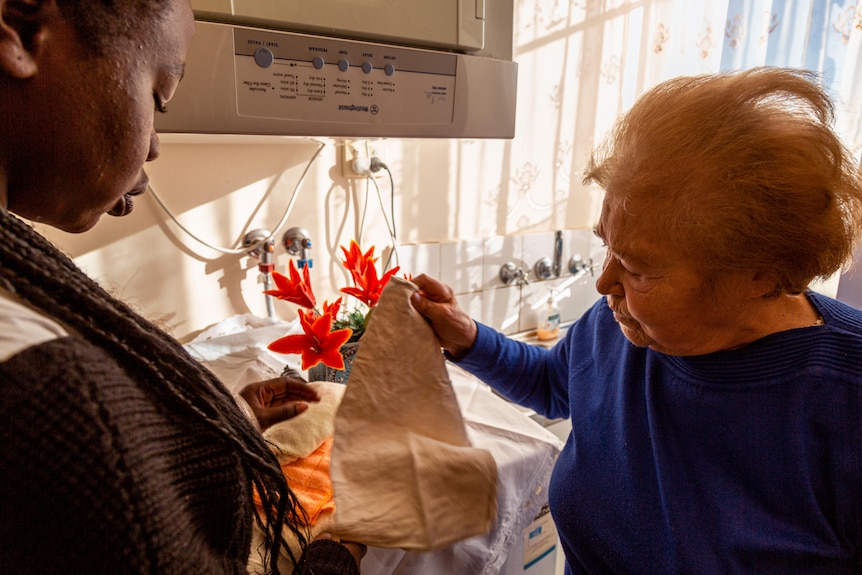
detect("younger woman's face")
[6,0,194,233]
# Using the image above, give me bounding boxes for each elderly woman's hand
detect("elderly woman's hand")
[410,273,478,360]
[238,375,320,432]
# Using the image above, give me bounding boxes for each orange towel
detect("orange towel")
[255,437,335,527]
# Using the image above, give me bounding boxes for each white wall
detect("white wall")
[38,135,600,341]
[37,0,859,340]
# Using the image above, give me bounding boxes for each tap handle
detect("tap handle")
[500,262,530,285]
[282,226,312,256]
[568,255,595,277]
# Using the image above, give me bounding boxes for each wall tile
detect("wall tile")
[559,229,600,324]
[558,272,600,324]
[440,239,484,294]
[564,229,593,277]
[409,230,603,337]
[454,291,484,324]
[521,231,557,282]
[397,242,440,279]
[481,284,522,335]
[519,276,560,333]
[586,232,607,277]
[483,235,523,291]
[514,230,598,330]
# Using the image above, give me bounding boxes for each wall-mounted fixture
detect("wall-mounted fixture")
[500,262,529,285]
[533,257,554,280]
[533,230,565,281]
[569,256,595,278]
[282,227,313,269]
[243,229,276,319]
[553,231,563,277]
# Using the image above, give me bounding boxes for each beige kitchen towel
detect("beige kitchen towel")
[330,276,498,551]
[263,381,345,464]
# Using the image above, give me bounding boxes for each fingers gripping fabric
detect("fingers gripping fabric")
[331,277,498,550]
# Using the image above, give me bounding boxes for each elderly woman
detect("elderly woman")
[0,0,362,573]
[411,67,862,573]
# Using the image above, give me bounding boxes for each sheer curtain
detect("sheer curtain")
[506,0,861,232]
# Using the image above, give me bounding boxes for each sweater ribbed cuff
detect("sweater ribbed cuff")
[232,394,260,432]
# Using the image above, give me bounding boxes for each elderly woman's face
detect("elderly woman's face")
[5,0,194,233]
[594,195,753,356]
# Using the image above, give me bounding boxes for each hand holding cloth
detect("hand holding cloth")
[331,276,498,551]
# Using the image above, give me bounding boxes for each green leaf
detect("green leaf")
[334,308,368,343]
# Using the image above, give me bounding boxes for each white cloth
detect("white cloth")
[330,277,498,551]
[185,313,303,393]
[185,313,564,575]
[0,287,68,361]
[362,364,563,575]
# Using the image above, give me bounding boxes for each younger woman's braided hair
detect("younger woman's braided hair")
[0,209,307,574]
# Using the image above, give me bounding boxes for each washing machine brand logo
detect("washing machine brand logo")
[338,104,380,115]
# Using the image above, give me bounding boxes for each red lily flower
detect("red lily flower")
[265,241,409,371]
[267,308,353,370]
[339,240,400,308]
[321,298,343,318]
[340,240,377,282]
[264,259,316,310]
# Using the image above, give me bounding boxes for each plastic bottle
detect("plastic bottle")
[536,289,561,341]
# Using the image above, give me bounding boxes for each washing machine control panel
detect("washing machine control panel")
[233,27,457,126]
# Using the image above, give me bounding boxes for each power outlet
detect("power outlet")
[342,140,371,178]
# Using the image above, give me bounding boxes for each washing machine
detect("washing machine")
[500,413,571,575]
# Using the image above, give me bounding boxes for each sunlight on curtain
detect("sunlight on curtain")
[504,0,861,234]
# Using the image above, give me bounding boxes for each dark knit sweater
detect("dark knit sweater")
[0,209,359,575]
[1,337,254,573]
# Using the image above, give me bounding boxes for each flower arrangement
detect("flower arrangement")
[265,240,402,370]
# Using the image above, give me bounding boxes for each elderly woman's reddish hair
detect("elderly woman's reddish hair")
[584,67,862,297]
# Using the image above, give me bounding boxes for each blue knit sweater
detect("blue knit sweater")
[456,292,861,574]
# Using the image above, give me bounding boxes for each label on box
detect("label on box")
[523,504,557,569]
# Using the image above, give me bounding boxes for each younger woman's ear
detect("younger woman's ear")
[0,0,55,79]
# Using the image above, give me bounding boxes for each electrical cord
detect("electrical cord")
[348,143,398,271]
[370,156,395,240]
[367,156,399,271]
[355,170,372,245]
[147,140,326,255]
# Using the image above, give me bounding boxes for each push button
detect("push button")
[254,47,274,68]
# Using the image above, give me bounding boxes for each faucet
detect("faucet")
[568,255,595,280]
[282,226,313,269]
[500,262,530,285]
[243,229,276,319]
[533,230,565,280]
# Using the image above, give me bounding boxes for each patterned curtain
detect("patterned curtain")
[505,0,861,232]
